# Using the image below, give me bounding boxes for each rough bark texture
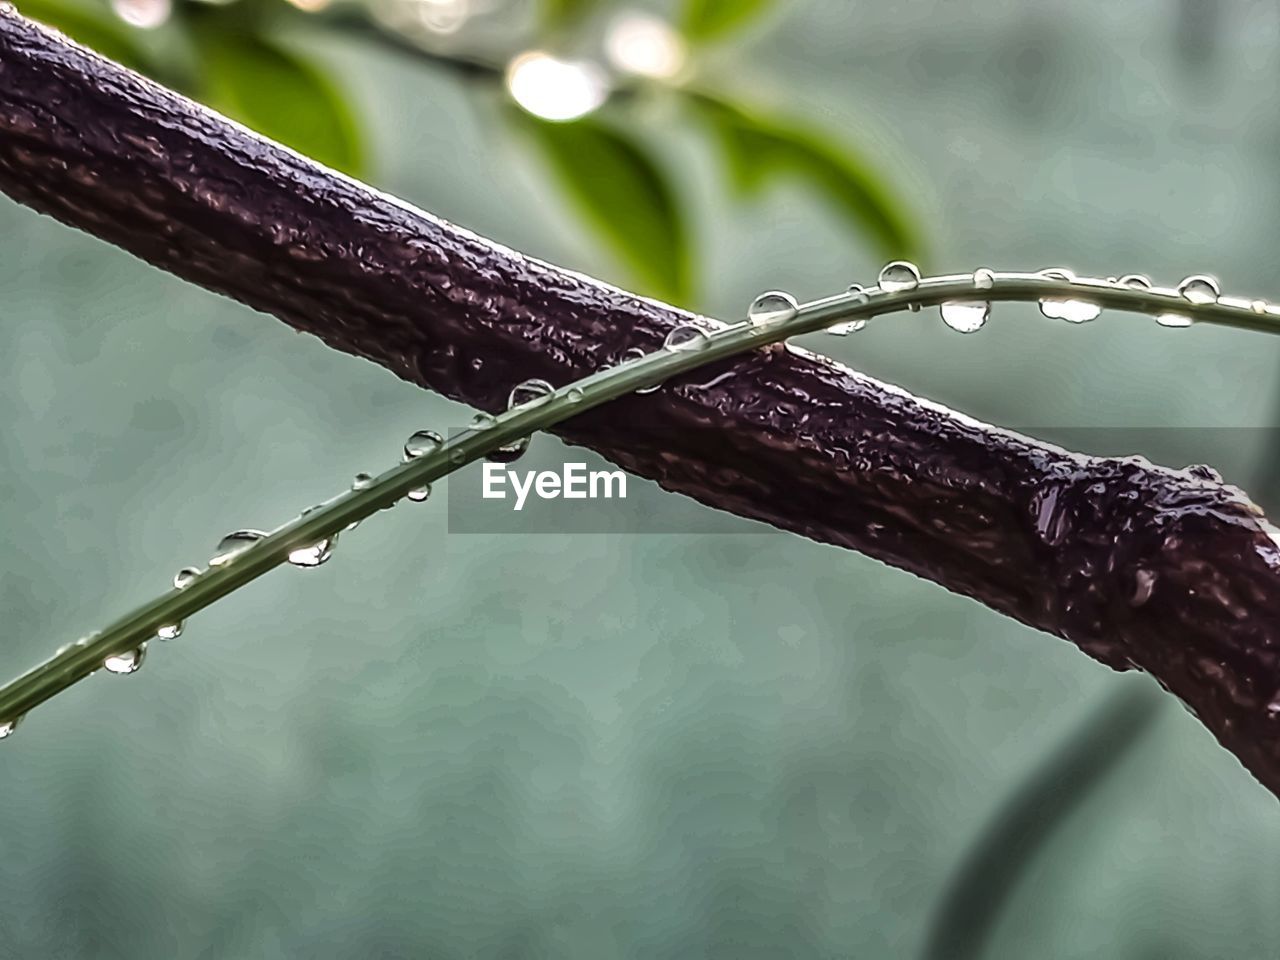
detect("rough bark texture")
[4,9,1280,796]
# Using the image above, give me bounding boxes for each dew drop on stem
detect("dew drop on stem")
[1039,299,1102,323]
[156,622,183,641]
[1178,274,1220,305]
[173,567,200,589]
[491,379,554,463]
[663,324,711,352]
[508,379,555,410]
[352,472,375,490]
[748,291,799,329]
[209,530,266,566]
[1119,274,1152,289]
[407,484,432,503]
[940,301,990,333]
[104,645,146,675]
[0,716,21,740]
[288,535,336,568]
[623,347,662,394]
[878,260,920,293]
[403,430,444,463]
[973,268,996,290]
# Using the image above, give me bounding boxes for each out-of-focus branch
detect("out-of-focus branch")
[5,10,1280,798]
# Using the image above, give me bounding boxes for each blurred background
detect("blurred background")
[4,0,1280,956]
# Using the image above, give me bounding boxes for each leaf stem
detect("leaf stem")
[0,269,1274,726]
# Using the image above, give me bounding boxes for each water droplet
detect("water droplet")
[663,324,711,352]
[156,622,183,641]
[1155,312,1194,328]
[566,386,585,403]
[104,645,146,675]
[209,530,266,566]
[449,448,466,464]
[828,285,869,334]
[826,318,866,336]
[747,291,799,328]
[508,378,555,410]
[1039,267,1075,281]
[940,301,990,333]
[173,567,200,589]
[973,268,996,290]
[1118,274,1152,289]
[1251,299,1270,315]
[624,347,662,394]
[403,429,444,462]
[487,437,529,464]
[288,535,336,568]
[878,260,920,293]
[407,484,432,503]
[1039,299,1102,323]
[1178,274,1220,305]
[470,412,498,430]
[492,380,555,462]
[352,472,375,490]
[0,716,21,740]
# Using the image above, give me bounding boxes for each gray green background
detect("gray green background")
[3,0,1280,956]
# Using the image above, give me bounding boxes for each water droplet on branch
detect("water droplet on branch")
[1178,274,1220,305]
[209,530,266,566]
[1119,274,1152,289]
[403,430,444,462]
[288,536,336,568]
[407,484,432,503]
[156,622,183,641]
[972,268,996,290]
[748,291,799,328]
[663,325,711,352]
[940,301,990,333]
[173,567,200,589]
[0,716,22,740]
[878,261,921,293]
[1039,299,1102,323]
[104,645,146,675]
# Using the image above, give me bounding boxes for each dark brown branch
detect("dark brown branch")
[4,9,1280,796]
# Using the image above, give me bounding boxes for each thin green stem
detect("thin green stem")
[0,269,1275,730]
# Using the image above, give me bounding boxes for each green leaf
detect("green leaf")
[540,0,597,31]
[193,28,365,177]
[513,112,693,305]
[15,0,152,72]
[680,0,776,43]
[692,94,923,262]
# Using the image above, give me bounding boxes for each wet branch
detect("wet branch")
[4,9,1280,797]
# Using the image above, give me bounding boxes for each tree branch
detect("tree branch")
[4,9,1280,797]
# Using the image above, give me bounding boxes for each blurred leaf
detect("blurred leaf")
[922,683,1163,960]
[513,112,692,305]
[193,28,365,177]
[540,0,598,31]
[16,0,152,72]
[680,0,775,43]
[691,93,923,262]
